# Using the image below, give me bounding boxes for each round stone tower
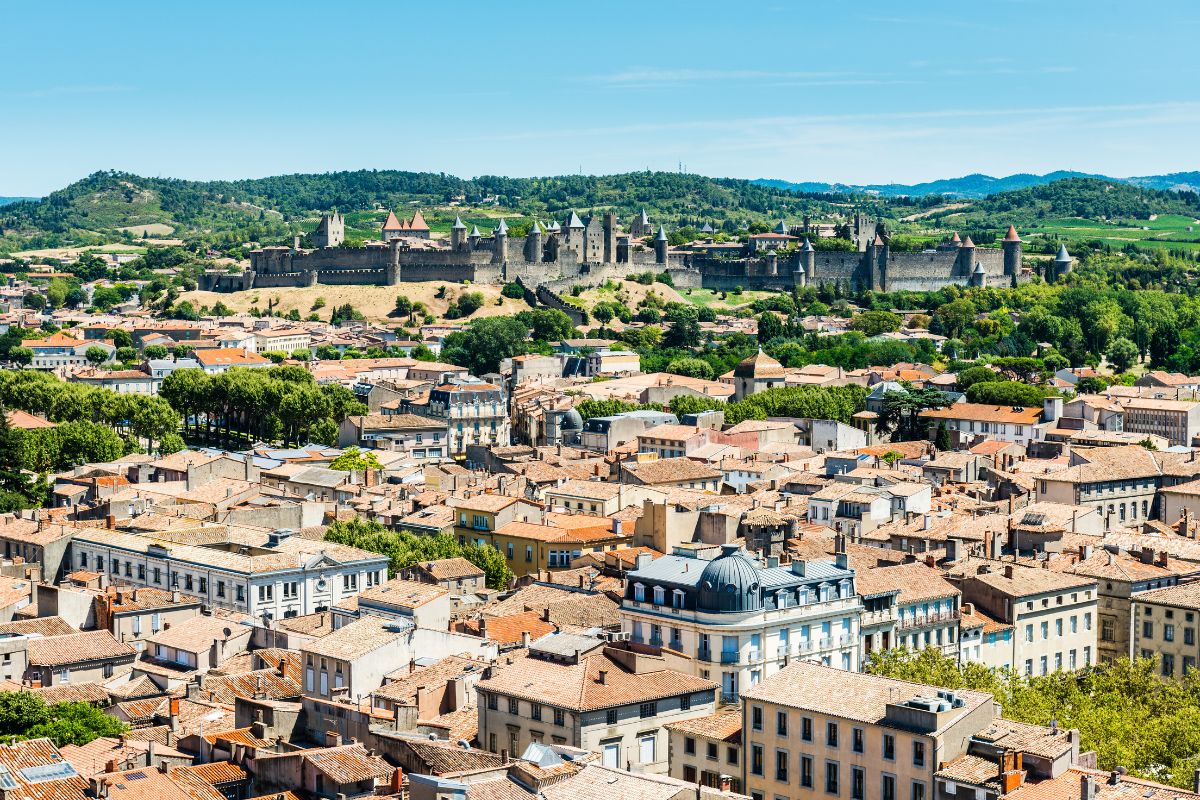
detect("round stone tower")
[1002,224,1022,278]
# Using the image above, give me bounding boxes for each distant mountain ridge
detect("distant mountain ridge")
[754,171,1200,199]
[0,197,35,206]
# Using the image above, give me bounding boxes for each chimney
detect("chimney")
[613,518,623,536]
[106,515,116,530]
[1004,565,1014,579]
[168,697,180,733]
[1157,551,1168,567]
[325,729,341,747]
[521,631,531,649]
[597,670,608,685]
[719,775,732,792]
[1141,546,1154,564]
[542,607,551,623]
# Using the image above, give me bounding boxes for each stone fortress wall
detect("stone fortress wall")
[199,207,1040,297]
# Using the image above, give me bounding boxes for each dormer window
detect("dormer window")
[652,586,666,606]
[633,583,646,602]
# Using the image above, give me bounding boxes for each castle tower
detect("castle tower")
[1002,224,1022,278]
[381,210,404,243]
[450,216,467,251]
[565,212,585,260]
[526,220,543,263]
[774,219,788,235]
[467,225,481,251]
[958,235,976,277]
[386,239,402,286]
[603,212,618,264]
[654,225,669,265]
[492,219,509,265]
[314,211,345,248]
[766,250,778,276]
[1053,244,1073,281]
[632,208,651,238]
[802,215,812,234]
[971,261,987,288]
[949,231,962,247]
[801,237,816,284]
[867,233,883,291]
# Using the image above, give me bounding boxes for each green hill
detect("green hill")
[0,170,866,254]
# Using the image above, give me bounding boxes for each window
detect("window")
[236,585,245,602]
[508,698,519,715]
[826,721,838,748]
[775,750,789,783]
[801,716,813,741]
[826,762,839,795]
[137,564,145,580]
[852,727,864,754]
[683,765,696,783]
[851,767,865,800]
[639,701,657,718]
[606,708,618,725]
[799,755,814,788]
[1165,624,1176,642]
[1163,654,1176,676]
[911,781,926,800]
[258,585,274,602]
[751,744,763,777]
[882,734,895,760]
[507,542,514,560]
[554,708,564,726]
[728,747,738,765]
[912,740,925,768]
[79,553,88,568]
[777,711,788,736]
[1187,628,1196,646]
[152,567,161,584]
[486,693,497,711]
[680,694,691,711]
[525,545,533,562]
[198,577,207,594]
[1025,624,1033,642]
[1101,618,1115,641]
[882,775,896,800]
[283,581,297,599]
[1144,620,1154,639]
[751,705,763,731]
[531,704,542,721]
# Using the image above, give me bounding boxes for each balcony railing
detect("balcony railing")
[649,635,663,646]
[898,611,960,631]
[698,647,714,662]
[720,651,739,664]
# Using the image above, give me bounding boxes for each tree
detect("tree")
[516,309,573,342]
[848,310,902,337]
[169,301,200,321]
[935,422,952,452]
[8,347,32,367]
[931,299,976,339]
[965,381,1050,407]
[23,701,128,746]
[875,388,950,441]
[106,329,133,349]
[1108,337,1139,373]
[394,295,413,317]
[501,282,525,299]
[662,316,701,348]
[22,293,45,311]
[442,317,529,375]
[144,345,168,360]
[758,312,785,343]
[329,446,383,473]
[665,358,715,380]
[955,366,998,391]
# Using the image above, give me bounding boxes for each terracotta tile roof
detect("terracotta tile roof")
[741,661,991,726]
[375,655,487,703]
[391,739,503,776]
[855,562,960,605]
[477,649,716,712]
[302,616,408,660]
[30,683,111,705]
[6,410,55,429]
[622,457,721,485]
[298,744,393,784]
[920,403,1042,425]
[171,763,247,786]
[934,754,1003,790]
[968,563,1097,598]
[0,738,89,800]
[193,349,270,368]
[0,617,77,637]
[356,578,448,610]
[197,670,300,705]
[1007,768,1200,800]
[663,707,742,743]
[414,557,484,581]
[418,706,478,744]
[463,610,555,646]
[27,630,135,668]
[959,605,1012,634]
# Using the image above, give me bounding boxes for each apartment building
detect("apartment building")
[919,403,1044,446]
[254,327,311,356]
[621,545,862,702]
[476,634,718,773]
[337,413,449,460]
[25,629,136,686]
[1131,582,1200,677]
[666,707,744,794]
[1120,397,1200,447]
[71,525,388,620]
[424,381,510,457]
[1036,445,1200,525]
[741,661,995,800]
[856,563,962,659]
[954,563,1098,675]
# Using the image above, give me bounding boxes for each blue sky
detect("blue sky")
[3,0,1199,196]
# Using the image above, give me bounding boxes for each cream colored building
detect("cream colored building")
[666,708,744,794]
[741,661,996,800]
[476,635,718,773]
[955,563,1098,675]
[1131,582,1200,677]
[254,327,312,355]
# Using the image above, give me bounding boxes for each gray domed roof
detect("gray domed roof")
[560,407,584,431]
[698,544,763,613]
[1055,244,1072,262]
